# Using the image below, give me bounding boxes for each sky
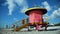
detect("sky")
[0,0,60,28]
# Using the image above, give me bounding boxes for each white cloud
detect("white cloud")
[50,8,60,18]
[21,6,28,13]
[42,1,51,11]
[13,18,18,21]
[7,0,15,15]
[14,0,28,13]
[18,0,28,13]
[6,0,28,15]
[43,14,49,22]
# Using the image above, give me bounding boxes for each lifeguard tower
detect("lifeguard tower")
[25,7,47,31]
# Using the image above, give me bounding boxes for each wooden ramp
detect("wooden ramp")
[14,23,31,31]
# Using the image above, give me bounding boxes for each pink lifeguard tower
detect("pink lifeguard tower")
[25,7,47,31]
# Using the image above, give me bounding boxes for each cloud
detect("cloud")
[42,1,51,11]
[14,0,28,13]
[43,14,49,22]
[50,8,60,18]
[42,1,60,22]
[13,18,18,21]
[6,0,15,15]
[21,6,28,13]
[6,0,28,15]
[42,1,52,21]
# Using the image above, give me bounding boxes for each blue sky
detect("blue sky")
[0,0,60,28]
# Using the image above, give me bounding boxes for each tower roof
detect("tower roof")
[25,7,47,15]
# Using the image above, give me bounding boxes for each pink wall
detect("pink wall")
[29,11,43,24]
